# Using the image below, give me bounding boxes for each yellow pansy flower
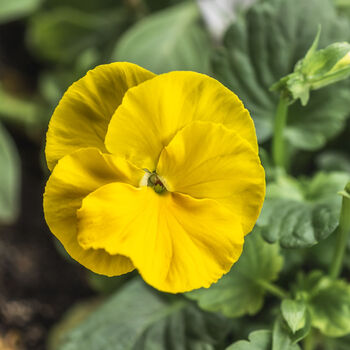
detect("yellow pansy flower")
[43,62,265,293]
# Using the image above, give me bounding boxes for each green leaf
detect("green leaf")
[340,181,350,200]
[226,330,272,350]
[336,0,350,6]
[27,7,129,64]
[48,298,102,350]
[112,2,211,74]
[187,231,283,318]
[45,0,119,13]
[335,0,350,18]
[290,310,312,344]
[281,299,306,334]
[86,271,135,295]
[296,271,350,337]
[0,84,42,127]
[259,171,349,248]
[214,0,350,149]
[272,318,301,350]
[324,334,350,350]
[0,123,20,224]
[56,278,229,350]
[38,49,100,108]
[316,151,350,173]
[0,0,42,23]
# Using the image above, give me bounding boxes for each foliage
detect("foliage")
[53,278,229,350]
[226,330,272,350]
[258,171,349,248]
[28,7,131,64]
[0,0,42,23]
[213,0,350,150]
[112,2,211,74]
[187,231,283,317]
[281,299,307,334]
[295,271,350,337]
[0,123,20,224]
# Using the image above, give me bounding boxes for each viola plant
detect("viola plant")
[18,0,349,349]
[43,62,266,293]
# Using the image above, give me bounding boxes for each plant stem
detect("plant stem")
[256,279,289,299]
[272,96,289,169]
[329,189,350,279]
[303,330,315,350]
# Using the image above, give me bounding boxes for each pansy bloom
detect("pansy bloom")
[43,62,265,293]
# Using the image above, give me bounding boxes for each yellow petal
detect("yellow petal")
[46,62,156,171]
[105,71,257,170]
[157,121,265,235]
[43,147,144,276]
[77,183,244,293]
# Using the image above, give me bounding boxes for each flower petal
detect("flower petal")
[43,147,144,276]
[46,62,156,171]
[157,121,265,235]
[105,71,257,170]
[77,182,244,293]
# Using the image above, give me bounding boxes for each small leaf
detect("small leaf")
[56,278,229,350]
[0,123,20,224]
[112,2,211,74]
[0,0,42,23]
[226,330,272,350]
[272,318,301,350]
[187,231,283,318]
[259,171,349,248]
[289,309,312,344]
[296,271,350,337]
[281,299,306,334]
[214,0,350,149]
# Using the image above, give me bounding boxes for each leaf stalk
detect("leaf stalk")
[329,187,350,279]
[303,329,315,350]
[256,279,289,299]
[272,96,289,169]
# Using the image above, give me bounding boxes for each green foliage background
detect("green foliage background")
[1,0,350,349]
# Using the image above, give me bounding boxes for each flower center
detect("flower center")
[147,172,167,194]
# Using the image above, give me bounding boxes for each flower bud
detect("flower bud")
[271,28,350,105]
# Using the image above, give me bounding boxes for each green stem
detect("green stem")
[329,189,350,279]
[256,279,289,299]
[303,330,315,350]
[272,96,289,169]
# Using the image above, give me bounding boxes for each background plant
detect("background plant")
[0,0,350,349]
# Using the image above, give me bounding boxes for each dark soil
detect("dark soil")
[0,132,93,350]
